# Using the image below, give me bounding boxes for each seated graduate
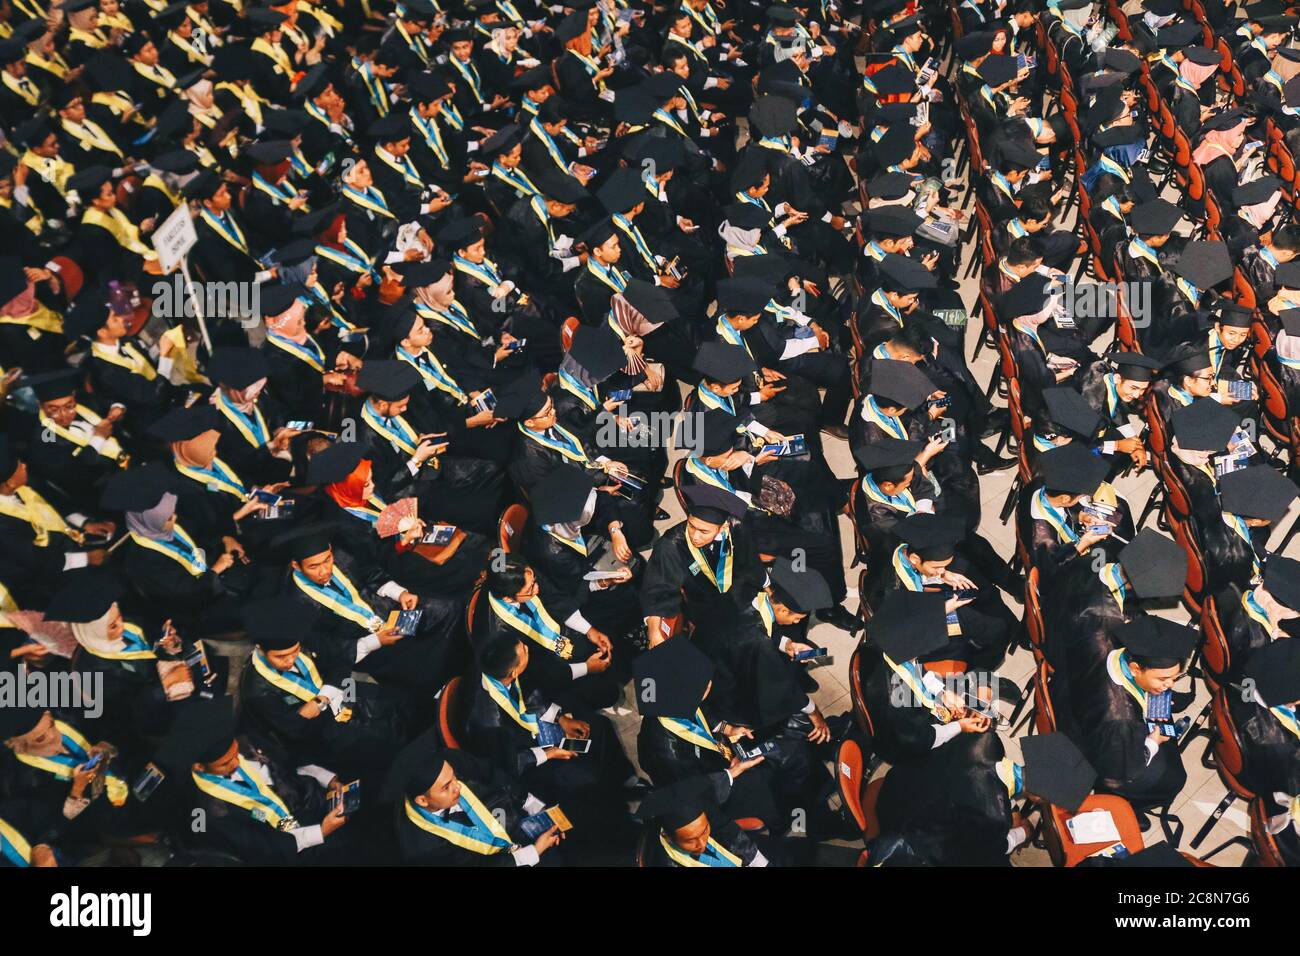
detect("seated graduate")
[238,597,411,787]
[23,367,129,506]
[1196,465,1299,601]
[1055,615,1197,813]
[632,634,782,832]
[0,797,62,867]
[876,730,1098,867]
[1213,555,1300,685]
[1018,441,1113,580]
[1228,640,1300,866]
[464,631,638,805]
[153,697,368,866]
[1165,396,1246,526]
[636,775,795,867]
[856,590,999,766]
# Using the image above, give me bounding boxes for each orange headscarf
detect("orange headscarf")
[324,457,373,510]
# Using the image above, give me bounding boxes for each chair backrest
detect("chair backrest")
[465,585,483,637]
[848,643,877,747]
[1199,595,1230,689]
[836,737,868,835]
[1034,658,1056,733]
[560,316,580,352]
[1043,793,1145,866]
[1210,687,1255,798]
[1168,511,1205,615]
[670,456,687,513]
[437,676,465,749]
[1024,566,1046,662]
[498,502,529,553]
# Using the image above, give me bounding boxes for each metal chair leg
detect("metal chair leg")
[1136,483,1163,530]
[1188,792,1236,850]
[999,475,1021,525]
[1199,833,1252,863]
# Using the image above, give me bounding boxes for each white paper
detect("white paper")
[1066,809,1121,844]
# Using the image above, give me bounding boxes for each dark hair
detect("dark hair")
[1006,235,1044,266]
[1018,194,1053,225]
[662,47,689,69]
[1273,225,1300,253]
[872,462,914,484]
[1129,653,1184,671]
[889,322,933,356]
[485,553,529,599]
[481,632,523,679]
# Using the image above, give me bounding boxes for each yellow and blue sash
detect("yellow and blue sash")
[660,832,742,867]
[193,757,294,828]
[265,330,325,372]
[361,400,421,456]
[199,208,249,254]
[130,524,206,576]
[685,455,736,493]
[293,567,382,630]
[83,622,155,661]
[174,456,248,500]
[518,423,589,464]
[397,346,468,404]
[214,391,270,447]
[488,593,572,659]
[659,707,728,755]
[1030,487,1079,543]
[481,673,539,736]
[863,395,907,440]
[0,816,32,866]
[15,722,127,805]
[695,382,736,415]
[686,529,733,593]
[404,787,513,854]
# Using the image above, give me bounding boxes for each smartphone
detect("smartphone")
[185,643,216,686]
[560,737,592,753]
[332,779,362,816]
[1146,690,1173,723]
[82,752,104,773]
[132,763,166,802]
[421,524,456,546]
[253,489,283,505]
[608,388,633,403]
[385,609,423,636]
[286,420,314,431]
[474,390,497,413]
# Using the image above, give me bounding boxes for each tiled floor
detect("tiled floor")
[602,161,1300,866]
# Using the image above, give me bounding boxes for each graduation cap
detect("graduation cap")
[1211,300,1253,329]
[1020,732,1097,812]
[207,347,269,390]
[1256,12,1298,30]
[14,116,53,150]
[44,568,123,624]
[23,368,82,404]
[508,65,552,95]
[722,202,771,231]
[1110,351,1161,383]
[866,206,922,239]
[632,636,714,717]
[156,696,238,771]
[183,170,223,202]
[1039,442,1110,496]
[534,171,588,205]
[689,408,746,456]
[868,589,950,662]
[67,166,114,199]
[150,151,201,176]
[1218,465,1299,522]
[531,465,597,526]
[866,65,917,98]
[84,51,133,92]
[1242,638,1300,705]
[613,87,656,125]
[493,370,547,420]
[1145,0,1185,15]
[356,359,421,401]
[867,358,936,409]
[1118,530,1188,600]
[682,484,748,522]
[147,404,222,443]
[998,271,1055,320]
[242,596,313,651]
[270,520,338,563]
[246,8,288,32]
[479,123,524,159]
[954,31,995,60]
[0,696,45,742]
[434,217,484,251]
[294,63,332,101]
[978,54,1019,87]
[1129,198,1184,236]
[9,19,45,47]
[269,240,319,271]
[852,438,924,473]
[1102,48,1142,75]
[1169,397,1240,451]
[626,134,686,175]
[597,167,649,214]
[1155,22,1202,48]
[381,727,447,801]
[366,114,410,144]
[716,278,774,316]
[1041,386,1104,440]
[580,217,617,250]
[1115,615,1198,663]
[644,71,685,104]
[770,558,832,613]
[0,41,23,68]
[567,325,627,383]
[1233,175,1283,207]
[555,11,588,42]
[291,203,342,239]
[634,776,719,829]
[1163,342,1212,377]
[1263,554,1300,610]
[304,439,368,486]
[1277,261,1300,291]
[258,283,305,319]
[392,258,452,289]
[767,4,800,25]
[1200,108,1247,134]
[895,512,964,561]
[1182,45,1222,66]
[878,253,938,293]
[693,342,758,384]
[748,95,799,137]
[100,464,175,513]
[873,127,921,169]
[1281,309,1300,338]
[999,140,1042,172]
[866,172,916,201]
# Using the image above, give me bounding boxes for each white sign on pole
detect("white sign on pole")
[152,205,198,273]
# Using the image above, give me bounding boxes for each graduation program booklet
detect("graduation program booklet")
[518,805,573,841]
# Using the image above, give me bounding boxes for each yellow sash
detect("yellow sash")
[91,341,158,380]
[0,487,78,547]
[38,407,123,461]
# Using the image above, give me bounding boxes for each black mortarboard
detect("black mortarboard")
[1242,638,1300,705]
[955,32,995,60]
[292,203,341,238]
[434,217,484,250]
[493,370,547,420]
[1129,198,1184,236]
[597,167,649,214]
[243,596,312,650]
[767,4,800,25]
[1020,732,1097,812]
[393,258,452,288]
[978,54,1018,87]
[1042,386,1104,439]
[1118,530,1188,599]
[1113,842,1194,867]
[532,465,597,526]
[479,123,524,159]
[294,63,331,100]
[1233,175,1282,207]
[867,358,935,408]
[852,438,924,472]
[269,239,318,270]
[257,283,305,319]
[246,8,288,32]
[873,127,920,168]
[1155,23,1201,48]
[866,172,916,201]
[0,41,23,67]
[534,171,588,204]
[632,637,715,717]
[999,140,1042,172]
[1218,465,1299,522]
[567,325,626,382]
[626,134,685,174]
[1182,45,1221,66]
[24,368,81,403]
[1111,351,1161,382]
[45,569,122,623]
[1200,108,1247,133]
[1212,300,1254,329]
[0,698,45,742]
[716,278,774,316]
[1115,615,1198,663]
[635,776,719,829]
[14,116,53,149]
[304,439,368,486]
[150,151,200,176]
[1277,262,1300,290]
[156,696,237,770]
[555,11,587,42]
[878,253,938,292]
[867,206,922,239]
[183,169,222,201]
[1039,442,1110,496]
[1170,397,1240,451]
[270,521,337,563]
[100,464,175,512]
[722,202,771,231]
[1281,309,1300,337]
[689,408,744,457]
[1263,555,1300,610]
[1103,48,1142,74]
[381,727,446,801]
[147,404,221,442]
[894,512,964,561]
[208,347,269,390]
[621,279,678,323]
[748,95,799,137]
[1165,343,1212,376]
[356,359,421,401]
[770,558,833,613]
[998,271,1055,320]
[682,484,747,522]
[67,166,113,199]
[869,589,950,662]
[580,217,617,249]
[693,342,758,383]
[509,65,552,94]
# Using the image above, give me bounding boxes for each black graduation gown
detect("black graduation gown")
[639,519,766,633]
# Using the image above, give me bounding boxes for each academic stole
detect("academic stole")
[1099,562,1127,612]
[613,213,657,270]
[82,207,156,260]
[416,300,479,340]
[37,408,123,461]
[546,524,588,556]
[752,590,775,637]
[481,673,539,736]
[518,422,591,465]
[130,59,177,91]
[266,330,326,372]
[199,208,249,255]
[0,815,32,866]
[883,653,948,720]
[1222,512,1262,578]
[411,109,449,168]
[870,288,903,327]
[404,789,513,854]
[0,301,61,333]
[397,346,468,404]
[1106,649,1160,731]
[862,395,907,440]
[694,383,735,415]
[659,707,731,758]
[192,758,294,828]
[557,367,598,410]
[528,118,571,175]
[293,568,383,630]
[362,401,421,455]
[130,524,206,576]
[341,184,396,219]
[61,118,123,157]
[250,649,351,722]
[343,494,387,526]
[1030,487,1079,544]
[861,474,916,514]
[82,623,155,661]
[315,239,380,280]
[449,55,484,103]
[892,545,961,636]
[1241,587,1276,636]
[715,315,754,359]
[375,145,423,189]
[15,722,127,806]
[488,592,573,659]
[661,832,742,867]
[1,70,39,106]
[686,527,734,593]
[1271,703,1300,740]
[174,456,248,500]
[995,758,1024,798]
[21,151,74,193]
[0,487,77,547]
[585,257,628,293]
[685,455,736,493]
[491,161,541,199]
[214,391,271,447]
[252,172,302,208]
[569,50,606,92]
